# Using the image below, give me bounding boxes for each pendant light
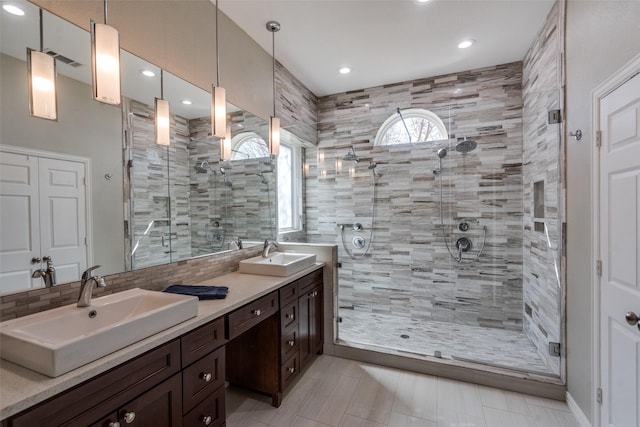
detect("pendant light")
[91,0,121,105]
[27,9,57,121]
[266,20,280,156]
[221,125,232,160]
[212,0,228,158]
[155,70,170,146]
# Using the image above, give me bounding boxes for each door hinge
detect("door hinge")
[548,110,562,124]
[596,387,603,404]
[596,260,602,277]
[596,130,602,147]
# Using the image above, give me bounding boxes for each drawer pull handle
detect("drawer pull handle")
[253,309,262,316]
[201,415,213,425]
[288,340,295,347]
[288,367,295,374]
[123,411,136,424]
[109,423,121,427]
[200,372,212,382]
[285,313,294,319]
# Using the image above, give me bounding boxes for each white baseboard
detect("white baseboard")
[566,392,592,427]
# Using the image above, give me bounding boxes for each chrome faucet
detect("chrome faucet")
[31,256,57,287]
[262,239,279,257]
[77,265,106,307]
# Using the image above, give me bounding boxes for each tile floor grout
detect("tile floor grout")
[226,354,578,427]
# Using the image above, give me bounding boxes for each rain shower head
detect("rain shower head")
[343,146,360,163]
[195,160,212,173]
[456,137,477,154]
[437,148,448,159]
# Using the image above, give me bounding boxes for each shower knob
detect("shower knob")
[352,236,366,249]
[353,223,363,231]
[459,222,469,232]
[456,237,472,252]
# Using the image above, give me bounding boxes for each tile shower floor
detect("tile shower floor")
[338,310,556,376]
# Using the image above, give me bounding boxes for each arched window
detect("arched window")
[230,132,269,160]
[374,108,448,146]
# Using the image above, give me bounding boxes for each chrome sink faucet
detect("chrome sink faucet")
[31,256,57,288]
[77,265,106,307]
[262,239,279,258]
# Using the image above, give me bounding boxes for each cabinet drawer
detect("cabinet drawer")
[280,326,298,361]
[280,300,298,332]
[183,347,226,414]
[298,268,323,294]
[280,354,299,390]
[226,291,278,339]
[183,385,226,427]
[279,281,299,307]
[182,316,227,367]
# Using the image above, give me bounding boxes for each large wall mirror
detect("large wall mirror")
[0,1,275,294]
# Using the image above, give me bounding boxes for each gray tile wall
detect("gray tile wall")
[304,62,526,331]
[522,1,563,374]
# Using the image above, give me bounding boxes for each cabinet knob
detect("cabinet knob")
[288,340,295,347]
[252,309,262,316]
[201,415,213,425]
[31,257,42,264]
[288,367,295,374]
[108,422,121,427]
[200,372,212,382]
[285,313,294,319]
[123,411,136,424]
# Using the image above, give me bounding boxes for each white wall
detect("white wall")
[565,0,640,422]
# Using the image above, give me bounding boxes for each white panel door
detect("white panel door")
[599,72,640,427]
[0,152,41,291]
[38,157,87,283]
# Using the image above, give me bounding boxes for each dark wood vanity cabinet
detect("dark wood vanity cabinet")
[4,267,324,426]
[225,268,324,408]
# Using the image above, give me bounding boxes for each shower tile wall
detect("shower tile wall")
[522,1,563,373]
[305,62,525,330]
[187,112,275,256]
[128,99,192,269]
[275,60,318,144]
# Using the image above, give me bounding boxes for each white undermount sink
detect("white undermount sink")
[239,252,317,277]
[0,288,198,377]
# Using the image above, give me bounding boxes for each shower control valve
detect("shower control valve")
[456,237,472,252]
[353,223,363,231]
[459,222,469,232]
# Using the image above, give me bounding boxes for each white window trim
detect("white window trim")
[373,108,448,146]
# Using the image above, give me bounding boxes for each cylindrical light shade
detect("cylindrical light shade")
[220,125,232,161]
[91,20,121,105]
[155,98,170,146]
[27,49,57,120]
[269,116,280,156]
[211,85,226,139]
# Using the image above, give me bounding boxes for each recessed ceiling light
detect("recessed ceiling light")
[458,39,475,49]
[140,69,155,77]
[3,4,25,16]
[417,0,430,3]
[181,99,192,105]
[339,67,351,74]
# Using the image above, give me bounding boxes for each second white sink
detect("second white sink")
[239,252,316,277]
[0,288,198,377]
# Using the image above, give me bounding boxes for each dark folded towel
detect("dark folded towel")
[164,284,228,300]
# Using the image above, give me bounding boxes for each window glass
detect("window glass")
[231,132,269,160]
[278,144,293,230]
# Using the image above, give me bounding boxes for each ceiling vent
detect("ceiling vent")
[44,49,82,68]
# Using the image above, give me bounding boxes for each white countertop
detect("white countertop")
[0,263,324,420]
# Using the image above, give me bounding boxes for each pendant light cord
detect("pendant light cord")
[272,30,276,117]
[215,0,220,87]
[103,0,108,25]
[160,69,164,99]
[38,9,43,52]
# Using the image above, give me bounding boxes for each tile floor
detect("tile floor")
[226,355,579,427]
[337,310,556,376]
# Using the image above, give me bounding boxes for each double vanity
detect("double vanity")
[0,253,324,426]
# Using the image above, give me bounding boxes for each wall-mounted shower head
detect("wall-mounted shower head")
[195,160,212,173]
[343,146,360,163]
[368,161,382,177]
[456,137,477,154]
[437,148,448,159]
[219,167,226,175]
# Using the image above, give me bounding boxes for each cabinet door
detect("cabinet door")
[116,373,182,427]
[299,283,323,369]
